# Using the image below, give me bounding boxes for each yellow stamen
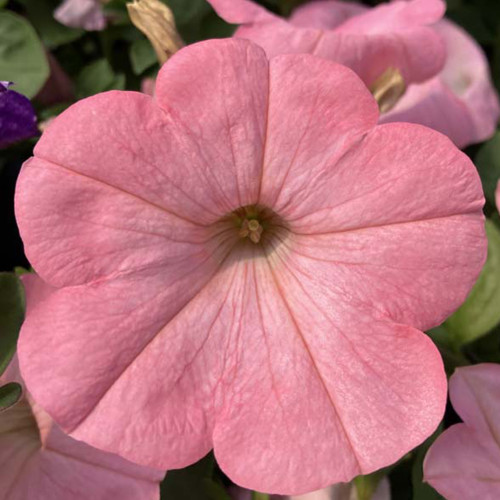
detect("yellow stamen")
[239,219,263,244]
[370,68,406,114]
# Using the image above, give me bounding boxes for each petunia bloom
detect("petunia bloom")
[206,0,447,88]
[207,0,499,147]
[382,19,500,148]
[0,297,164,499]
[54,0,106,31]
[496,181,500,211]
[0,82,38,149]
[16,39,486,495]
[423,364,500,499]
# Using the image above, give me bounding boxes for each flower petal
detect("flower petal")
[19,253,261,469]
[380,78,476,148]
[276,123,485,330]
[258,53,379,210]
[383,20,500,147]
[21,250,445,494]
[337,0,445,32]
[16,155,215,288]
[317,0,446,86]
[213,256,446,494]
[204,0,274,24]
[436,20,499,143]
[289,1,367,30]
[18,244,229,467]
[17,41,269,287]
[207,0,447,87]
[0,354,162,499]
[424,364,500,499]
[154,39,269,209]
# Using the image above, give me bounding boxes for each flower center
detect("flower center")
[213,204,289,255]
[239,218,264,244]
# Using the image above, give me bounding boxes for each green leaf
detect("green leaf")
[165,0,211,27]
[0,273,25,376]
[199,9,235,40]
[163,0,212,43]
[75,59,126,99]
[38,102,71,122]
[16,0,84,49]
[475,131,500,206]
[130,38,157,75]
[445,220,500,344]
[160,453,229,500]
[0,11,50,97]
[252,493,270,500]
[464,325,500,363]
[355,474,383,500]
[0,382,22,412]
[0,0,8,8]
[354,466,395,500]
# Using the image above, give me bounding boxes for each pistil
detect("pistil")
[239,218,264,244]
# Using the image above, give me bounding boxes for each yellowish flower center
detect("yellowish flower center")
[239,218,264,244]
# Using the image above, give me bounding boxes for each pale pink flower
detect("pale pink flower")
[423,364,500,500]
[16,39,486,494]
[54,0,106,31]
[0,305,164,499]
[382,19,500,148]
[496,181,500,211]
[207,0,499,147]
[207,0,447,88]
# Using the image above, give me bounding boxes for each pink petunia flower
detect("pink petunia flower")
[16,39,486,495]
[382,19,500,148]
[423,364,500,499]
[54,0,106,31]
[496,181,500,211]
[207,0,499,147]
[206,0,447,88]
[0,285,164,500]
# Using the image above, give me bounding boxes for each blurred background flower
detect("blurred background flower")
[0,82,38,149]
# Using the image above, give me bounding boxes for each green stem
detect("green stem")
[252,492,270,500]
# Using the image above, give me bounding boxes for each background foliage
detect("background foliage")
[1,0,500,498]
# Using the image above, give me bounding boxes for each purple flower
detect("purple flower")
[0,82,38,149]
